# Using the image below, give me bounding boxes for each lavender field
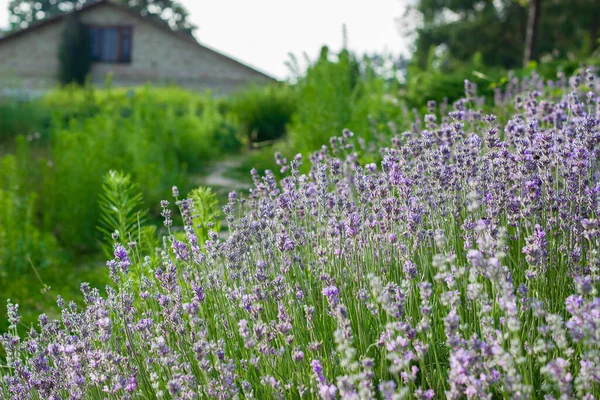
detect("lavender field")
[2,70,600,399]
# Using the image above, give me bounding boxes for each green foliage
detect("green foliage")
[173,95,242,170]
[346,65,405,147]
[98,170,148,255]
[137,225,160,259]
[402,50,600,112]
[58,15,92,86]
[0,86,243,256]
[0,98,51,143]
[0,259,108,333]
[230,84,297,143]
[288,47,408,158]
[529,56,600,80]
[187,186,220,246]
[0,186,59,278]
[39,91,185,249]
[407,0,598,71]
[0,154,61,278]
[403,60,505,108]
[289,47,357,153]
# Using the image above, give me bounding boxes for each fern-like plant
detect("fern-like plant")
[98,171,148,255]
[187,186,220,247]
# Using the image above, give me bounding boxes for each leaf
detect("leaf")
[97,170,148,256]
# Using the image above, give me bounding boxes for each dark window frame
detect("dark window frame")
[88,25,133,64]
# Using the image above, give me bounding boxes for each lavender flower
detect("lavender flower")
[2,69,600,399]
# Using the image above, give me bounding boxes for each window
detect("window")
[89,26,133,63]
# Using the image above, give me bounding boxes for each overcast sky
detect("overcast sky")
[0,0,410,79]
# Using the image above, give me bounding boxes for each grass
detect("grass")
[0,255,109,333]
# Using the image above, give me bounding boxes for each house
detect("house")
[0,0,275,94]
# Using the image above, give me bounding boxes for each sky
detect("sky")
[0,0,411,79]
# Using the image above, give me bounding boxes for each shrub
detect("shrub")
[173,96,241,171]
[288,48,405,158]
[39,94,186,250]
[403,63,504,110]
[289,47,357,153]
[345,66,406,153]
[230,84,297,143]
[0,85,245,262]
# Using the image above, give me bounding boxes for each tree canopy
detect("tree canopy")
[403,0,599,70]
[8,0,196,33]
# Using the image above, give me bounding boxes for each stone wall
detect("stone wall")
[0,17,62,89]
[0,2,274,94]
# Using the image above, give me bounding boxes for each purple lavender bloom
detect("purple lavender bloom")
[311,359,326,383]
[112,243,131,273]
[3,69,600,400]
[322,286,339,306]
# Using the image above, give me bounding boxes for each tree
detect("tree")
[403,0,528,70]
[523,0,541,67]
[402,0,599,71]
[8,0,196,33]
[57,14,92,85]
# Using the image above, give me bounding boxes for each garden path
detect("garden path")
[189,153,254,238]
[190,153,252,194]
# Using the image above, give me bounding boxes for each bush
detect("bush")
[346,67,406,151]
[230,84,297,143]
[288,47,406,158]
[173,95,241,171]
[288,47,357,153]
[403,63,505,110]
[402,50,600,112]
[0,86,241,254]
[39,91,186,250]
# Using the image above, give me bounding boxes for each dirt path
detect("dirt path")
[198,157,251,189]
[189,154,254,238]
[189,153,252,198]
